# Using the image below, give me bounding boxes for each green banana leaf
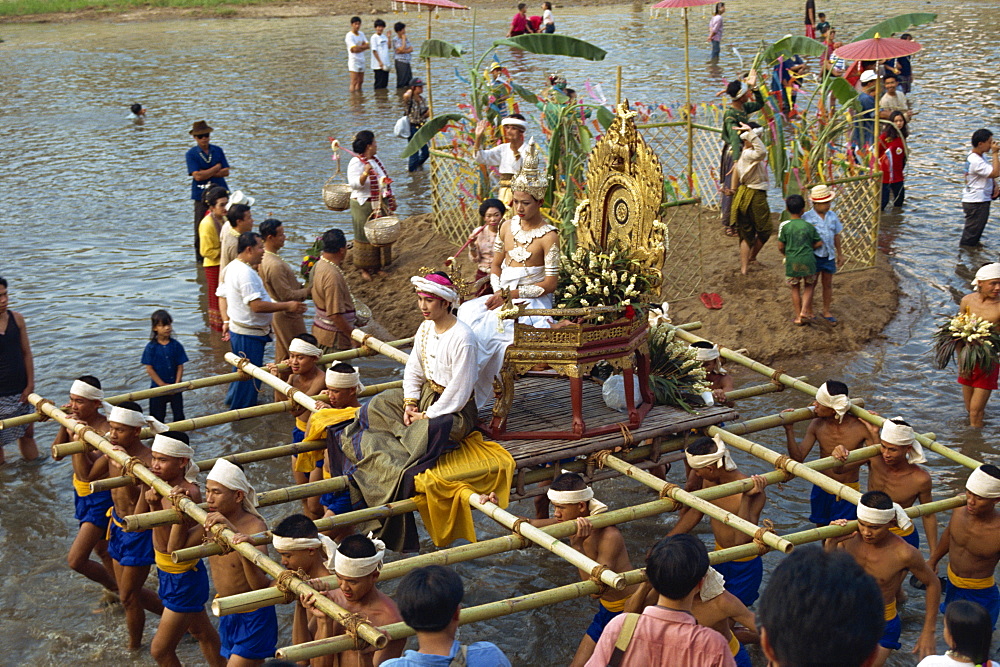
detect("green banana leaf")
[492,34,607,62]
[827,76,859,105]
[419,39,463,59]
[511,82,540,105]
[853,12,936,41]
[762,35,826,64]
[401,113,466,158]
[596,105,615,130]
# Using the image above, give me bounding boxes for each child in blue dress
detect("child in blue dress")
[141,309,189,422]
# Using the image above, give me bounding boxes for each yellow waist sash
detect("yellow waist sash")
[884,600,897,621]
[714,543,759,563]
[844,481,861,492]
[155,550,199,574]
[295,417,309,432]
[889,523,914,537]
[72,474,92,497]
[727,632,740,657]
[293,448,324,474]
[600,593,632,613]
[948,564,996,589]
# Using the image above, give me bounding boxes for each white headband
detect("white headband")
[151,434,199,483]
[289,338,323,358]
[880,418,925,464]
[70,379,104,401]
[694,346,720,361]
[331,533,386,577]
[547,484,609,516]
[273,534,337,563]
[108,406,169,433]
[700,566,726,602]
[326,367,364,392]
[411,276,459,305]
[500,117,527,129]
[207,458,263,519]
[815,383,850,422]
[856,502,912,532]
[966,467,1000,499]
[972,263,1000,288]
[686,436,738,471]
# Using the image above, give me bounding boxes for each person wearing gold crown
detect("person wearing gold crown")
[458,139,560,410]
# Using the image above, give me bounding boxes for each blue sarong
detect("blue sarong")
[219,606,278,660]
[714,554,763,607]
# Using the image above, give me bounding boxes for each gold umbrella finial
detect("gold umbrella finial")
[874,32,881,39]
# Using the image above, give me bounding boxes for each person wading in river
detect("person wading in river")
[957,263,1000,426]
[185,120,230,261]
[0,276,38,465]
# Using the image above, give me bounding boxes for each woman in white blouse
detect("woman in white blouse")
[347,130,395,280]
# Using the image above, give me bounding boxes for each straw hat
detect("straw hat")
[189,120,214,135]
[859,70,878,84]
[226,190,255,210]
[810,184,835,203]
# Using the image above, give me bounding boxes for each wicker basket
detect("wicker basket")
[364,212,401,246]
[322,176,352,212]
[353,299,372,327]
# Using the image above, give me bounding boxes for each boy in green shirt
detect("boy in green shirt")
[778,194,823,326]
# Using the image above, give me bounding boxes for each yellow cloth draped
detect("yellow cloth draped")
[296,407,359,473]
[948,563,996,589]
[889,523,914,537]
[72,474,93,497]
[714,543,759,563]
[601,595,631,613]
[727,632,740,657]
[883,600,897,621]
[413,431,515,547]
[155,549,199,574]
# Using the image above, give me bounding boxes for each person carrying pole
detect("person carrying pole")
[270,513,336,652]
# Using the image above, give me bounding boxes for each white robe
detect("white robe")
[403,319,478,419]
[458,265,553,410]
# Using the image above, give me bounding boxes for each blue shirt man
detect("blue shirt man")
[383,641,511,667]
[186,120,230,260]
[852,72,878,147]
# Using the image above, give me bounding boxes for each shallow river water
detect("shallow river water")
[2,1,1000,664]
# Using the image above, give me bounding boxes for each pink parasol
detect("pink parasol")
[393,0,470,9]
[832,34,922,61]
[651,0,717,7]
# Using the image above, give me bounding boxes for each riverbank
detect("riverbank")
[346,210,899,365]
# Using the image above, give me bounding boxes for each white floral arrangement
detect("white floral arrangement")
[933,312,1000,375]
[648,324,712,410]
[556,243,652,322]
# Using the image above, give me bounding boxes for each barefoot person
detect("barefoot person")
[268,334,327,487]
[783,380,876,526]
[134,433,224,667]
[458,142,559,409]
[302,534,406,665]
[203,459,277,666]
[668,436,768,607]
[0,275,38,465]
[958,263,1000,427]
[726,123,771,275]
[720,72,763,236]
[53,377,117,596]
[928,465,1000,630]
[825,491,940,664]
[270,513,335,649]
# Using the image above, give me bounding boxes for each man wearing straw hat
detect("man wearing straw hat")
[81,402,168,650]
[668,436,768,608]
[957,263,1000,427]
[52,375,117,597]
[134,432,224,667]
[309,228,357,355]
[928,464,1000,630]
[473,114,530,208]
[202,458,277,664]
[301,533,406,664]
[270,513,335,649]
[185,120,230,261]
[259,218,310,365]
[782,380,876,526]
[826,491,941,663]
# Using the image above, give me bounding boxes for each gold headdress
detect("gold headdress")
[510,139,548,201]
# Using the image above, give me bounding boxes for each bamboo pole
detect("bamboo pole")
[666,325,981,471]
[6,340,411,432]
[349,330,410,364]
[683,6,694,197]
[224,353,320,413]
[467,494,626,590]
[615,64,622,106]
[28,393,388,650]
[724,377,806,402]
[600,453,793,553]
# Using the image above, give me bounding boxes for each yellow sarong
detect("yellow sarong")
[889,523,915,538]
[155,549,199,574]
[727,632,740,657]
[948,563,996,589]
[884,600,896,621]
[414,431,515,547]
[295,407,359,474]
[72,474,93,497]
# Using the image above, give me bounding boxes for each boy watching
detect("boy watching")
[382,565,511,666]
[371,19,391,90]
[815,12,831,39]
[803,184,843,324]
[777,194,823,326]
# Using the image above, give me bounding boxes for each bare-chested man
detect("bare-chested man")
[691,342,735,406]
[854,417,936,554]
[627,566,758,666]
[271,513,335,655]
[302,533,406,666]
[825,491,940,665]
[134,432,224,667]
[783,380,875,526]
[928,464,1000,630]
[958,263,1000,427]
[668,436,767,608]
[77,402,164,649]
[52,376,116,596]
[268,333,327,486]
[202,459,276,666]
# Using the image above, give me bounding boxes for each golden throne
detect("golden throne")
[482,102,667,440]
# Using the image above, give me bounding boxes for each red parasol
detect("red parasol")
[393,0,470,9]
[651,0,716,7]
[832,34,922,61]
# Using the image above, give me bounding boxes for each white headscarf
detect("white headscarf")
[410,275,459,305]
[69,379,114,414]
[326,366,364,392]
[694,345,721,362]
[151,433,199,484]
[686,435,738,471]
[966,466,1000,499]
[547,485,609,516]
[856,501,913,533]
[879,418,925,464]
[972,263,1000,288]
[289,338,323,358]
[699,567,726,602]
[207,459,263,519]
[500,117,527,129]
[331,533,386,577]
[108,406,168,434]
[815,382,851,422]
[272,533,337,563]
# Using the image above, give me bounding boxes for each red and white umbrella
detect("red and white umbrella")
[832,34,922,62]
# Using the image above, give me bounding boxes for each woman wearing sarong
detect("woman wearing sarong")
[197,186,229,332]
[457,141,560,409]
[347,130,395,280]
[726,122,771,275]
[959,263,1000,427]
